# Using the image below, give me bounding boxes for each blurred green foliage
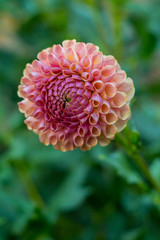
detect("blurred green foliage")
[0,0,160,239]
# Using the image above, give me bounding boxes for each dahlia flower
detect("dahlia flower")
[18,40,135,151]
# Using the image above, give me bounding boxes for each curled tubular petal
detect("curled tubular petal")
[104,82,117,98]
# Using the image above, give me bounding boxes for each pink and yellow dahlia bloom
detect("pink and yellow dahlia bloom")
[18,40,135,152]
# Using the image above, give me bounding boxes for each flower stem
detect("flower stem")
[128,152,160,193]
[115,131,160,194]
[11,159,45,207]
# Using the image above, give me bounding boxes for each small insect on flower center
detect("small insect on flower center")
[63,93,72,109]
[65,96,72,102]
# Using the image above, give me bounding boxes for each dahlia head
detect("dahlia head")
[18,39,135,152]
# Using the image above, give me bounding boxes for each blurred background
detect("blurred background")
[0,0,160,239]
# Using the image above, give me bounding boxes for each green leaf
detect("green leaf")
[120,228,143,240]
[46,162,90,222]
[96,150,144,185]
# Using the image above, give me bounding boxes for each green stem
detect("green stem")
[129,152,160,194]
[11,159,44,207]
[115,132,160,194]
